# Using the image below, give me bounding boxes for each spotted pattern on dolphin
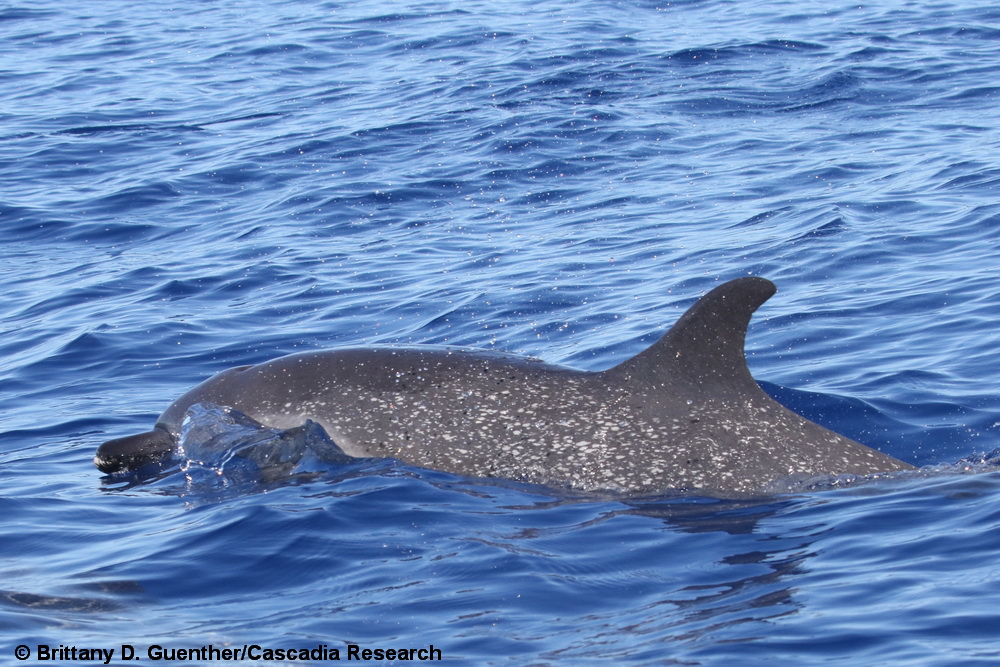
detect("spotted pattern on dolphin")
[95,277,913,496]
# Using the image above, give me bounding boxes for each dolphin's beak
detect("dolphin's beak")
[94,426,176,473]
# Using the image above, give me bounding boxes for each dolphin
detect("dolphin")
[95,277,913,496]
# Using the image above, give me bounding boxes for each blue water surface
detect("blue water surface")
[2,0,1000,664]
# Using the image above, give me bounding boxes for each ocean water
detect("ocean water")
[2,0,1000,664]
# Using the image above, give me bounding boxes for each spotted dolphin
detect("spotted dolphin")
[95,277,913,496]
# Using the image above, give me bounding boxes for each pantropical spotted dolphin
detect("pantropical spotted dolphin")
[95,277,913,496]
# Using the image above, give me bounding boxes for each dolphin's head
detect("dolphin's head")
[95,364,255,474]
[94,425,176,474]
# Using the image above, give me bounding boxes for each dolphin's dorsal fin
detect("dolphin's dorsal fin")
[609,277,776,396]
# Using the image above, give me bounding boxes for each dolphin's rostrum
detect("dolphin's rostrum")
[95,277,913,495]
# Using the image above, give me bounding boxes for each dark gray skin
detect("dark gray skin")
[95,277,913,496]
